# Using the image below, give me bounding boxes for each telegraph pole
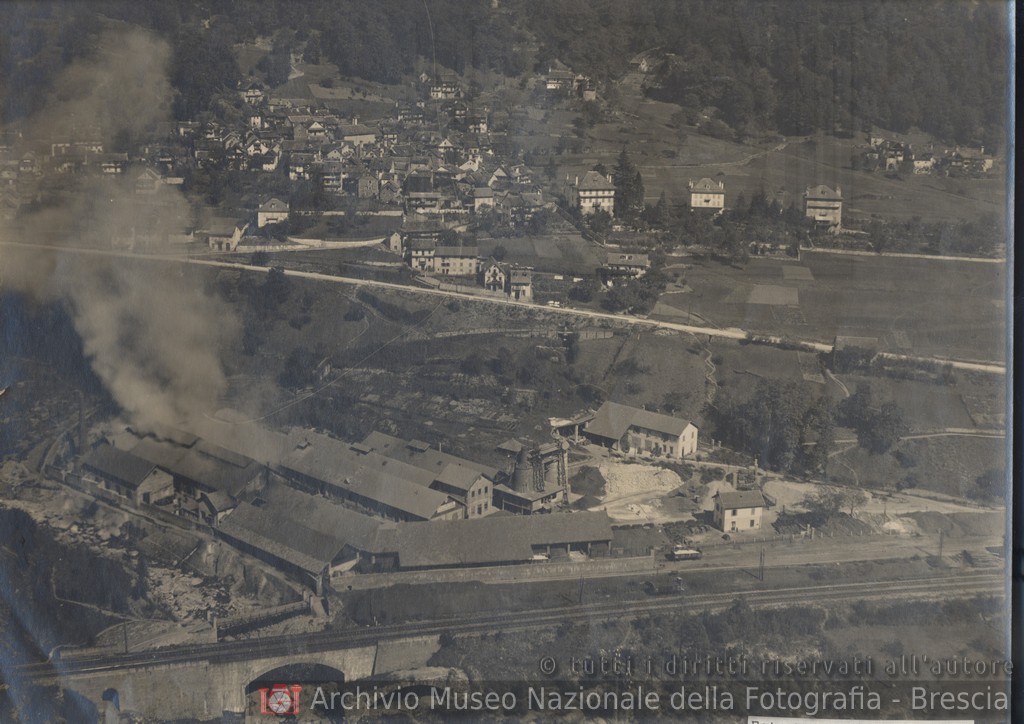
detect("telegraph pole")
[759,547,765,581]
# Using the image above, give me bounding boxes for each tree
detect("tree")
[800,396,836,475]
[859,401,907,454]
[568,277,600,303]
[612,148,644,221]
[800,485,847,520]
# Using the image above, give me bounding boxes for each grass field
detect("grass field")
[830,435,1006,498]
[655,251,1007,363]
[572,331,708,418]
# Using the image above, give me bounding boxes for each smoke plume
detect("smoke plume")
[1,26,238,430]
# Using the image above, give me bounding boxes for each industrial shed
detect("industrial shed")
[80,444,174,506]
[217,484,384,592]
[373,511,613,570]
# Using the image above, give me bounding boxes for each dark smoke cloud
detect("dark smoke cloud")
[1,26,238,430]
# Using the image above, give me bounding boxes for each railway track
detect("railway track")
[21,570,1002,680]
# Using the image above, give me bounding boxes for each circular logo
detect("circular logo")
[267,689,293,714]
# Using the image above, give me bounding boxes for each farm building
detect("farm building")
[584,401,698,459]
[713,489,766,532]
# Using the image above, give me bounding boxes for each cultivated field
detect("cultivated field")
[655,251,1007,363]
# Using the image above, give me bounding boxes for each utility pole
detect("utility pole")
[759,547,765,581]
[578,574,584,604]
[938,530,944,559]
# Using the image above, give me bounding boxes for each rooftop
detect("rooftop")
[715,489,767,510]
[586,401,694,441]
[576,170,615,192]
[377,511,613,568]
[81,445,157,489]
[362,431,501,481]
[805,184,842,199]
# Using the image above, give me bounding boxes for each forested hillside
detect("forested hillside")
[1,0,1009,147]
[521,0,1008,147]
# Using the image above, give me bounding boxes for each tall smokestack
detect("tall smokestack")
[512,448,531,493]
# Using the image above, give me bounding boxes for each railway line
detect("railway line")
[21,570,1003,681]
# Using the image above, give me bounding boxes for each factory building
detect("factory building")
[492,443,571,514]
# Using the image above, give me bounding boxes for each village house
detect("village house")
[257,197,290,228]
[430,75,462,100]
[202,218,248,251]
[713,489,766,532]
[473,185,495,212]
[571,170,616,215]
[338,123,378,148]
[432,245,481,276]
[601,252,650,284]
[407,238,436,271]
[583,401,698,459]
[482,261,533,301]
[803,184,842,228]
[688,177,725,212]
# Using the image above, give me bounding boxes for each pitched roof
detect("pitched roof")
[434,246,479,258]
[435,463,484,493]
[577,170,615,191]
[805,184,841,199]
[585,401,693,441]
[279,431,453,520]
[128,437,260,497]
[689,177,724,193]
[715,489,766,510]
[81,445,157,489]
[377,511,613,568]
[259,197,289,212]
[361,431,502,481]
[219,502,344,575]
[219,483,387,574]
